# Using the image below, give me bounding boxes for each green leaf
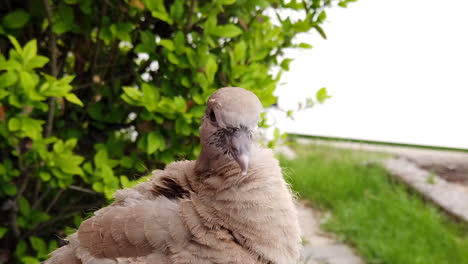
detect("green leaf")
[2,183,17,196]
[233,41,246,63]
[2,9,30,29]
[144,0,172,24]
[94,148,109,166]
[21,117,45,139]
[27,56,49,69]
[48,240,58,254]
[175,117,191,136]
[110,22,134,42]
[92,182,104,193]
[174,31,185,54]
[18,196,31,217]
[338,1,348,7]
[120,156,134,169]
[65,138,78,149]
[180,76,190,88]
[8,117,21,131]
[212,24,242,38]
[53,140,64,153]
[167,52,180,65]
[314,25,327,39]
[0,227,7,239]
[204,15,217,34]
[65,93,84,106]
[159,39,175,51]
[0,71,18,89]
[7,35,22,53]
[205,55,218,84]
[141,83,159,111]
[22,39,37,63]
[19,71,36,93]
[79,0,93,14]
[120,175,131,188]
[317,11,327,23]
[135,31,156,54]
[170,0,184,21]
[173,97,186,113]
[64,0,80,4]
[31,210,50,224]
[316,87,331,103]
[217,0,236,5]
[280,58,294,71]
[100,164,114,184]
[56,154,84,175]
[122,86,143,101]
[298,42,313,49]
[53,3,77,34]
[21,256,39,264]
[15,240,28,258]
[39,171,51,181]
[29,236,47,257]
[147,131,164,154]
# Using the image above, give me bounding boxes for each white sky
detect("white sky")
[274,0,468,149]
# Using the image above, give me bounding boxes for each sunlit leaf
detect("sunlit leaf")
[211,24,242,38]
[316,87,331,103]
[65,93,84,106]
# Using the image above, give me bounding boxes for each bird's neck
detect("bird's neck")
[195,147,229,177]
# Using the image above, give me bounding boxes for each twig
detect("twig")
[10,148,30,238]
[68,185,96,195]
[302,0,310,13]
[45,189,64,213]
[184,0,196,32]
[33,178,42,203]
[75,71,133,90]
[248,8,264,28]
[92,3,107,72]
[20,211,76,240]
[32,185,51,210]
[42,0,59,138]
[3,0,11,10]
[10,209,20,238]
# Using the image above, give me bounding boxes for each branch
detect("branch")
[248,8,264,28]
[68,185,97,195]
[45,189,63,213]
[8,146,31,239]
[92,3,107,72]
[20,211,76,240]
[42,0,59,138]
[32,185,51,210]
[184,0,196,33]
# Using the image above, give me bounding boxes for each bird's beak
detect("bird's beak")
[230,128,251,175]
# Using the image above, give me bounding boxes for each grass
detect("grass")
[281,143,468,264]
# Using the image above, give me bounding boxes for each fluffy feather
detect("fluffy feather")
[44,87,301,264]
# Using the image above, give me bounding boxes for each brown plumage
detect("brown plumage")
[45,87,301,264]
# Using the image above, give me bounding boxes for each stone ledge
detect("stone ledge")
[384,158,468,222]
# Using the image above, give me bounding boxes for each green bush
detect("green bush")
[0,0,354,262]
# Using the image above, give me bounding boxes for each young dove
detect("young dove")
[45,87,301,264]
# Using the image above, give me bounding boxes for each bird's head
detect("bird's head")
[198,87,263,175]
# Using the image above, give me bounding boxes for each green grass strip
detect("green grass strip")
[281,144,468,264]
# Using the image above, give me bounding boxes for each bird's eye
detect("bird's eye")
[209,110,217,123]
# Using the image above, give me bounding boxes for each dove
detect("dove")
[45,87,301,264]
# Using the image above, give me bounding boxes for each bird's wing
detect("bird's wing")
[112,160,196,205]
[77,197,188,260]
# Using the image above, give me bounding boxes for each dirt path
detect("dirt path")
[296,202,364,264]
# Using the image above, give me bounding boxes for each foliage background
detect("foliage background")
[0,0,353,262]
